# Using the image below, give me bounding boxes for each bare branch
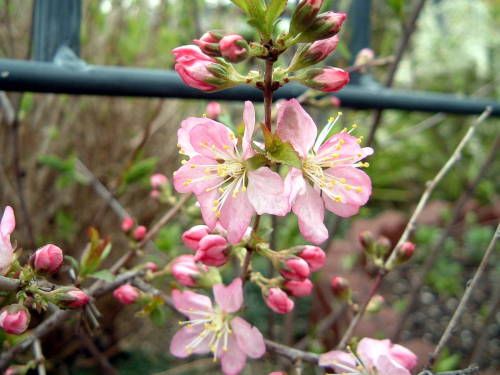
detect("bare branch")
[0,275,20,291]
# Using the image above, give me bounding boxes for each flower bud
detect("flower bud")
[150,173,168,189]
[289,0,324,35]
[150,189,160,199]
[375,236,391,257]
[330,96,341,107]
[113,284,140,305]
[330,276,351,301]
[359,230,375,251]
[121,217,134,232]
[48,287,90,309]
[0,304,30,335]
[366,294,384,313]
[280,257,310,281]
[298,245,326,272]
[219,34,248,63]
[284,279,313,297]
[145,261,158,272]
[265,288,294,314]
[297,67,349,92]
[387,241,416,269]
[354,48,375,71]
[32,244,63,273]
[182,225,210,250]
[269,372,286,375]
[298,11,346,43]
[133,225,147,241]
[4,365,26,375]
[171,255,200,287]
[194,31,224,56]
[194,234,229,267]
[289,35,339,71]
[206,101,222,120]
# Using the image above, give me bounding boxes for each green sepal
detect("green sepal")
[246,154,268,171]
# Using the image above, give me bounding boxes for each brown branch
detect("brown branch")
[263,58,274,131]
[32,339,46,375]
[428,223,499,367]
[264,339,319,364]
[0,275,21,291]
[79,331,118,375]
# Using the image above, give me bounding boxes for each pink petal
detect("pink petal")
[219,191,254,244]
[171,289,213,319]
[242,101,255,159]
[319,350,358,372]
[178,117,207,157]
[357,338,391,370]
[376,355,412,375]
[231,317,265,358]
[220,334,247,375]
[0,206,15,237]
[317,132,373,164]
[276,99,317,158]
[284,168,307,205]
[196,189,219,229]
[390,344,418,370]
[189,120,237,159]
[292,183,328,244]
[247,167,289,216]
[170,326,210,358]
[173,155,222,195]
[213,278,243,313]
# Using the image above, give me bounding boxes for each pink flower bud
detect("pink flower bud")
[145,261,158,272]
[269,372,286,375]
[113,284,140,305]
[32,244,63,273]
[265,288,294,314]
[194,234,229,267]
[121,217,134,232]
[182,225,210,250]
[300,11,346,42]
[330,276,350,300]
[150,173,168,189]
[330,96,341,107]
[284,279,313,297]
[289,35,339,71]
[375,236,391,257]
[150,189,160,199]
[299,67,350,92]
[219,34,248,63]
[206,101,222,120]
[398,241,416,260]
[359,230,375,249]
[133,225,147,241]
[171,255,200,287]
[0,305,30,335]
[194,31,223,56]
[66,289,90,308]
[298,246,326,272]
[290,0,324,35]
[354,48,375,67]
[366,294,384,313]
[280,257,310,281]
[46,287,90,309]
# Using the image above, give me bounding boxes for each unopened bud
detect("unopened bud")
[48,287,90,309]
[121,217,134,233]
[330,276,351,301]
[296,67,349,92]
[280,257,310,281]
[113,284,140,305]
[375,236,391,257]
[390,241,416,267]
[284,279,313,297]
[32,244,63,273]
[194,31,224,56]
[206,101,222,119]
[171,255,200,287]
[0,304,30,335]
[298,246,326,272]
[330,96,341,107]
[265,288,294,314]
[150,173,168,189]
[298,11,346,43]
[133,225,147,241]
[289,0,324,36]
[354,48,375,71]
[366,294,384,313]
[219,34,248,63]
[359,230,375,249]
[145,261,158,272]
[194,234,229,267]
[289,35,339,71]
[182,225,210,250]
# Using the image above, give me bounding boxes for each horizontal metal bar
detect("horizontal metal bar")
[0,58,499,116]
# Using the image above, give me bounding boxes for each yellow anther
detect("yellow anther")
[241,186,247,192]
[340,178,347,183]
[333,153,340,158]
[223,145,230,150]
[356,187,363,192]
[352,124,358,129]
[181,160,187,165]
[328,116,335,122]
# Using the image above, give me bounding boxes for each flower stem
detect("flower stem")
[264,58,274,131]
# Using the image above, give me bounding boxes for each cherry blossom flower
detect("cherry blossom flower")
[170,278,265,375]
[173,101,289,243]
[319,338,417,375]
[0,206,15,275]
[277,99,373,244]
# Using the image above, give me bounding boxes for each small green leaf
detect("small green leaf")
[64,255,79,272]
[246,154,268,170]
[265,0,287,34]
[267,138,302,168]
[123,157,158,186]
[89,269,115,282]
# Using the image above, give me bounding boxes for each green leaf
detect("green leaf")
[149,305,166,326]
[89,269,115,282]
[246,154,268,170]
[265,0,287,34]
[64,255,80,272]
[266,138,302,168]
[230,0,249,13]
[80,228,112,277]
[123,157,158,186]
[155,225,181,253]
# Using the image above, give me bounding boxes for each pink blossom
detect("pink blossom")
[170,278,265,375]
[277,100,373,244]
[265,288,294,314]
[0,305,29,335]
[206,101,222,119]
[219,34,248,63]
[173,45,218,91]
[298,245,325,272]
[150,173,168,189]
[33,244,63,273]
[280,257,310,281]
[171,255,201,287]
[194,234,229,267]
[284,279,313,297]
[133,225,147,241]
[121,217,134,232]
[319,337,417,375]
[0,206,15,275]
[173,101,289,244]
[113,284,140,305]
[66,289,90,308]
[182,225,210,250]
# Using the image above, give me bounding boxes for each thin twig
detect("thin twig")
[32,339,46,375]
[418,367,480,375]
[0,275,21,291]
[264,339,319,364]
[79,331,118,375]
[428,223,499,367]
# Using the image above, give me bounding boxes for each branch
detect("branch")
[418,366,480,375]
[428,223,499,366]
[32,339,46,375]
[264,339,319,364]
[0,276,21,291]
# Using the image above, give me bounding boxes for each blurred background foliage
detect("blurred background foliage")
[0,0,499,374]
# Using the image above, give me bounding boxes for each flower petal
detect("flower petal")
[276,99,317,158]
[284,168,307,206]
[196,189,220,230]
[247,167,289,216]
[170,326,209,358]
[189,120,237,159]
[178,117,207,157]
[319,350,358,373]
[357,338,391,370]
[242,101,255,159]
[219,191,254,244]
[173,155,223,195]
[213,278,243,313]
[390,344,418,370]
[0,206,15,237]
[292,183,328,244]
[220,334,247,375]
[376,355,412,375]
[317,132,373,165]
[231,317,265,358]
[171,289,213,319]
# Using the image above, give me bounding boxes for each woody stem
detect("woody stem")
[264,58,274,131]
